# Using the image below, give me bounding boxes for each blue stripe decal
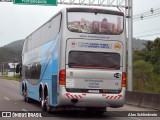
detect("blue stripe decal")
[23,32,61,104]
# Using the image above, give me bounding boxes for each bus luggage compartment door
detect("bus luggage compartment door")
[65,69,122,94]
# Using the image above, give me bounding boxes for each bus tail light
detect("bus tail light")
[59,69,66,85]
[122,72,126,87]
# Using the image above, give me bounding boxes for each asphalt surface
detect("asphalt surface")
[0,79,159,120]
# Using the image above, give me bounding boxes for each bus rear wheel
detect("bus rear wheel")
[45,95,51,113]
[23,86,31,103]
[40,91,46,111]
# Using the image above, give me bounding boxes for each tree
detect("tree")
[143,40,153,51]
[133,38,160,93]
[154,61,160,74]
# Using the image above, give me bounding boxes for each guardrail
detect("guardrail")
[125,91,160,110]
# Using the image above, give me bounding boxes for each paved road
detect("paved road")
[0,79,159,120]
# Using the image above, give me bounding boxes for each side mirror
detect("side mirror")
[16,64,20,73]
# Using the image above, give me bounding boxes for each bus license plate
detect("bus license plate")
[88,90,99,93]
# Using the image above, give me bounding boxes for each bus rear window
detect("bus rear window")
[67,12,123,35]
[68,51,120,70]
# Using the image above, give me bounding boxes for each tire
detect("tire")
[40,91,46,111]
[23,89,26,102]
[45,95,51,113]
[23,87,31,103]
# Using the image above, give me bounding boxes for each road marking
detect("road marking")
[4,97,10,100]
[129,117,142,120]
[22,109,28,113]
[7,81,14,86]
[6,81,19,88]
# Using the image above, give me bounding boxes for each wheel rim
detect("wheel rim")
[46,96,50,111]
[23,89,26,101]
[23,88,28,102]
[41,91,46,111]
[25,89,28,101]
[41,92,44,107]
[41,99,45,107]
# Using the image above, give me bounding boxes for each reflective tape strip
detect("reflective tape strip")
[103,94,123,99]
[66,93,70,98]
[74,95,78,99]
[106,96,110,99]
[114,96,117,99]
[117,94,122,99]
[70,95,74,99]
[109,96,114,99]
[78,95,83,99]
[64,93,86,99]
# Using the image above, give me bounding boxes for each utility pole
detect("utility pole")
[126,0,133,91]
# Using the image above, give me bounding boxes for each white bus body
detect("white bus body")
[21,7,126,113]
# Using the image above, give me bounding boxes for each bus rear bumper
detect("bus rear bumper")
[57,87,125,108]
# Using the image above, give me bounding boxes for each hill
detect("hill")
[132,38,146,50]
[0,40,24,64]
[3,40,24,52]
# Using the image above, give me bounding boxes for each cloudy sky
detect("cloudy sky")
[0,0,160,47]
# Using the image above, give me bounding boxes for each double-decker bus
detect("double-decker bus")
[17,7,126,113]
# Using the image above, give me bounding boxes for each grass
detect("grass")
[133,74,160,94]
[0,74,20,82]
